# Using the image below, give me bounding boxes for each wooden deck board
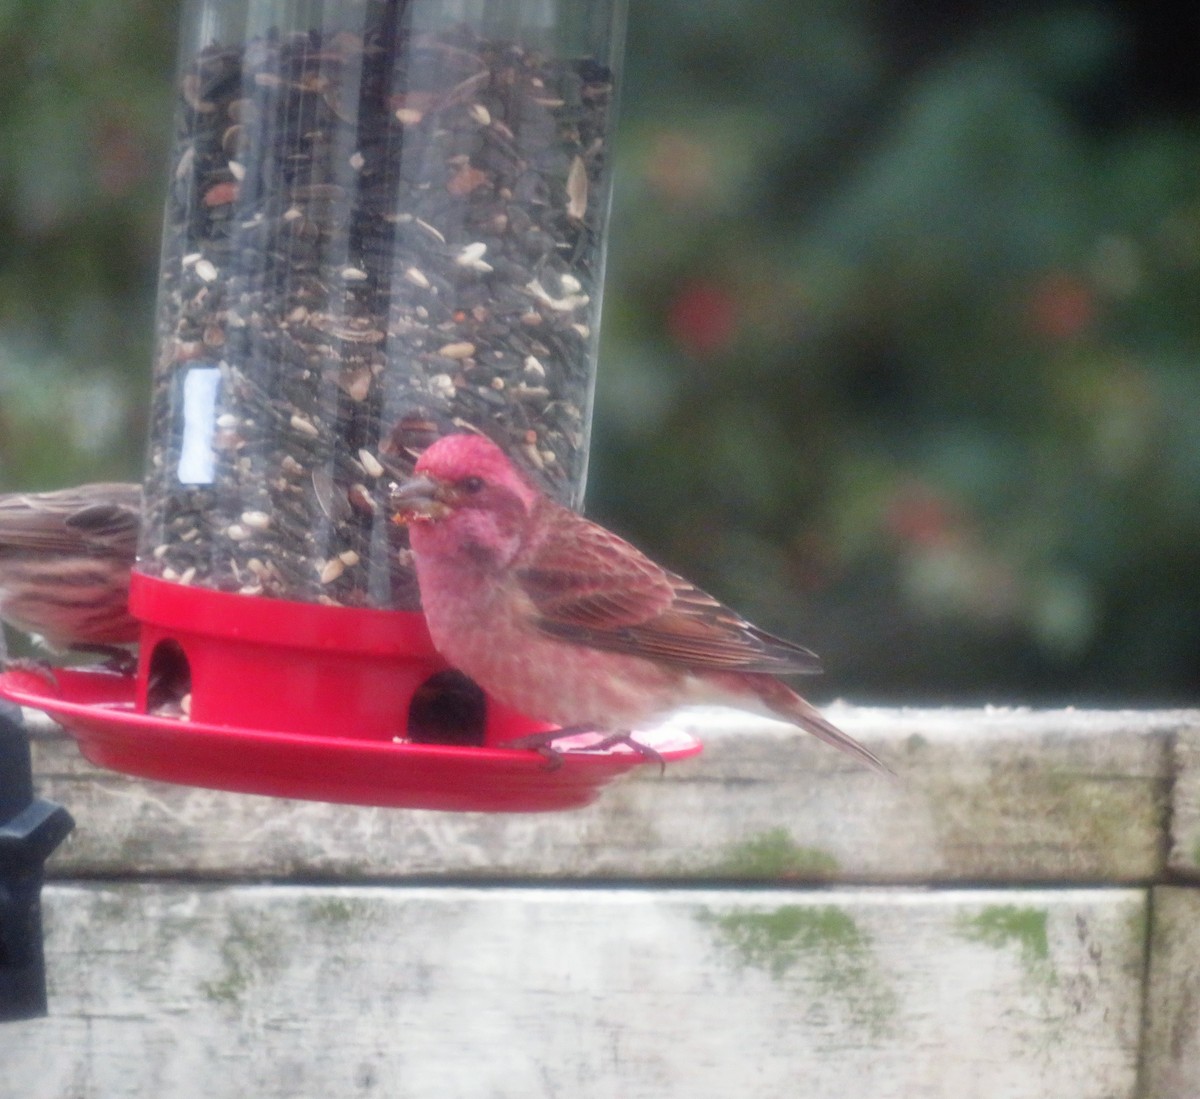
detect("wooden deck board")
[4,884,1146,1099]
[29,705,1182,884]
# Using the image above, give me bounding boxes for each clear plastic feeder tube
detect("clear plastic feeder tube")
[141,0,626,609]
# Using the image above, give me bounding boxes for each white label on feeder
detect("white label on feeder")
[177,366,221,485]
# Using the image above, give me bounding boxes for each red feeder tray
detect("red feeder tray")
[0,573,701,812]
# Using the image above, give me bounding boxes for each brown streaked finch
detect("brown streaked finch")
[0,483,141,655]
[390,433,889,774]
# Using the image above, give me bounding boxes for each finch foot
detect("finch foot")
[1,657,60,690]
[502,729,576,771]
[588,732,666,776]
[70,645,138,676]
[503,728,666,775]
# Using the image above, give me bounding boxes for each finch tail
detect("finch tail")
[746,676,894,776]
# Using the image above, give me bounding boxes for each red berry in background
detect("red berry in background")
[1028,271,1096,341]
[666,280,738,357]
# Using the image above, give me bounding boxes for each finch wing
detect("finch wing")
[515,503,822,675]
[0,484,141,557]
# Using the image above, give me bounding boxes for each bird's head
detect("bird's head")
[389,433,540,570]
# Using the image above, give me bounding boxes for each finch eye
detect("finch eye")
[459,476,485,495]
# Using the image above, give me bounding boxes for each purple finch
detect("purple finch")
[0,483,141,653]
[391,434,888,773]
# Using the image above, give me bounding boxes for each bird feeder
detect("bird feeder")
[0,0,700,811]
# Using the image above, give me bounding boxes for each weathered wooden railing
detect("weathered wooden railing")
[5,706,1199,1098]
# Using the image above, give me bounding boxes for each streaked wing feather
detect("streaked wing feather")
[516,503,677,626]
[66,502,141,542]
[0,484,141,556]
[517,503,822,675]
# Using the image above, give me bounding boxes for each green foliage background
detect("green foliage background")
[0,0,1196,702]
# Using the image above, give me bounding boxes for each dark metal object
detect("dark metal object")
[0,636,74,1023]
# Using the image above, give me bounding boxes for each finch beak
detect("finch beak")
[390,475,450,524]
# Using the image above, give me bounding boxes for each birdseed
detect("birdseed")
[142,4,616,610]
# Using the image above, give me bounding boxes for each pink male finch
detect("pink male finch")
[391,434,888,773]
[0,483,141,653]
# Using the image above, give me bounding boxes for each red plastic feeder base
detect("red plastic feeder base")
[0,573,701,812]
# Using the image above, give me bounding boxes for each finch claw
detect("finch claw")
[1,657,60,690]
[100,651,138,676]
[503,728,666,775]
[503,730,568,770]
[68,644,138,675]
[589,731,666,776]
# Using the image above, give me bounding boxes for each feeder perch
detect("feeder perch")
[0,0,702,811]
